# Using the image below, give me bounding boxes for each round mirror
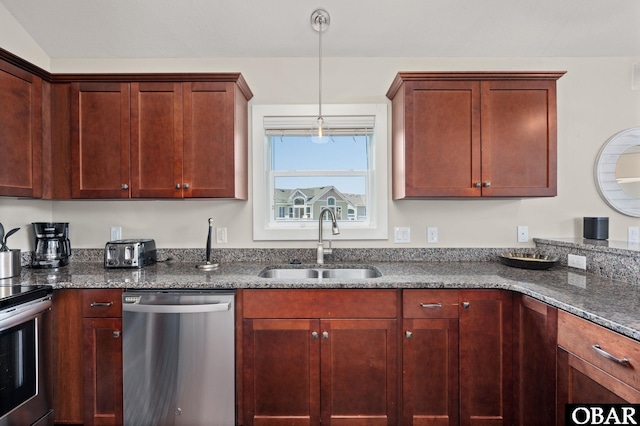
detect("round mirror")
[594,127,640,217]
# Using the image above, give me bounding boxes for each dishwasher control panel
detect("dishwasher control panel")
[105,239,157,268]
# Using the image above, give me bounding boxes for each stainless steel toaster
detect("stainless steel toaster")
[104,239,157,268]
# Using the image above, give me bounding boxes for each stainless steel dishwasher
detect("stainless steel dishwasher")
[122,290,235,426]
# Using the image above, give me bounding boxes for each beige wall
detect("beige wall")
[2,12,640,250]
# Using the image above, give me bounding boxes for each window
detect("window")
[252,104,388,241]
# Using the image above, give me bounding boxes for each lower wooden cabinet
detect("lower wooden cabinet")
[402,290,459,425]
[513,295,558,426]
[241,289,398,425]
[459,290,513,426]
[53,289,123,426]
[557,310,640,425]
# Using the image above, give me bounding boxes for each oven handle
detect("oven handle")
[0,297,52,332]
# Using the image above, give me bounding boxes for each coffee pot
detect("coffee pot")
[32,222,71,268]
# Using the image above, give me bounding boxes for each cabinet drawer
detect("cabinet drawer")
[403,290,459,318]
[82,289,123,318]
[558,310,640,390]
[242,289,398,319]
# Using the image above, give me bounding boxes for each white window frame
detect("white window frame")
[252,103,388,241]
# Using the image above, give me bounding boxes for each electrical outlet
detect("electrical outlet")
[394,227,411,244]
[216,227,227,244]
[568,254,587,270]
[628,226,640,244]
[517,226,528,243]
[110,226,121,241]
[427,227,438,243]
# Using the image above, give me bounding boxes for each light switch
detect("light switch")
[394,227,410,243]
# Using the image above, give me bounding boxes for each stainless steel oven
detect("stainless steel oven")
[0,285,53,426]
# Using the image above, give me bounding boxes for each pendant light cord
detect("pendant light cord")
[318,14,324,122]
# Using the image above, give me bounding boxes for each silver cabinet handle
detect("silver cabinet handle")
[121,184,128,190]
[483,181,491,188]
[183,183,190,189]
[592,344,631,367]
[322,331,329,339]
[420,303,442,309]
[474,182,481,188]
[113,330,121,339]
[175,183,181,189]
[406,330,413,339]
[90,302,114,307]
[462,302,470,309]
[312,331,319,339]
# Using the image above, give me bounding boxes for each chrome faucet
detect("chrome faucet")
[317,207,340,264]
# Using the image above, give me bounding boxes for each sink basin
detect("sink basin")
[259,269,319,279]
[321,268,381,279]
[258,266,381,279]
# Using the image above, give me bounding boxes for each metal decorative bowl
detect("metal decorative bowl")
[498,253,559,270]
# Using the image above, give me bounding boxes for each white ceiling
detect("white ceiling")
[2,0,640,59]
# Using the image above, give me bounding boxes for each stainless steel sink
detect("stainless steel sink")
[258,266,381,279]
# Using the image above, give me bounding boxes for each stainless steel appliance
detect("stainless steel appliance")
[122,290,235,425]
[31,223,71,269]
[0,285,53,426]
[104,239,157,268]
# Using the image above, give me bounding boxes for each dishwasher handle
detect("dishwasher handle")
[123,301,231,314]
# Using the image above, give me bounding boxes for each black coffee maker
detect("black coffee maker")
[32,222,71,268]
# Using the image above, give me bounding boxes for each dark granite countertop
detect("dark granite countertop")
[9,260,640,342]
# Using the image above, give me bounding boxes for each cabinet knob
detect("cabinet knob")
[312,331,319,339]
[474,182,481,188]
[406,330,413,339]
[121,184,129,190]
[183,183,190,189]
[483,181,491,188]
[175,183,181,189]
[322,331,329,339]
[113,330,121,339]
[462,302,470,309]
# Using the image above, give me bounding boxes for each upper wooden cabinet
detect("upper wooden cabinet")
[131,80,249,198]
[71,82,131,198]
[0,60,43,198]
[386,71,565,199]
[61,73,252,199]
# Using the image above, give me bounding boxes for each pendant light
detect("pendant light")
[311,9,330,143]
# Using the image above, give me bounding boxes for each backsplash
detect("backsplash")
[535,238,640,284]
[19,240,640,285]
[22,247,529,266]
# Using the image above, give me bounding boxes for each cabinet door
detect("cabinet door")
[183,81,247,199]
[0,60,42,197]
[459,290,513,426]
[557,348,640,425]
[52,290,84,424]
[71,82,130,198]
[131,82,183,198]
[243,319,320,426]
[403,318,459,426]
[393,80,481,198]
[513,295,557,426]
[320,319,398,425]
[480,80,557,196]
[82,317,123,426]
